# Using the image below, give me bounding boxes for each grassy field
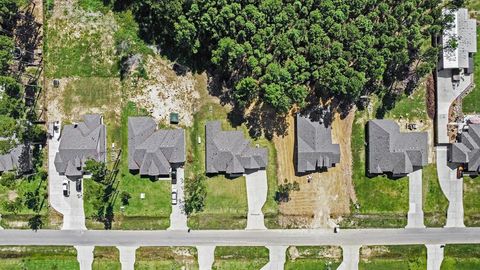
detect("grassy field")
[423,164,448,227]
[463,176,480,226]
[285,246,341,270]
[186,102,279,229]
[441,245,480,270]
[359,245,427,270]
[213,247,269,270]
[0,246,79,270]
[135,247,198,269]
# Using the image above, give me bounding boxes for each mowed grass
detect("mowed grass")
[285,246,342,270]
[93,247,121,270]
[186,102,278,229]
[0,246,79,270]
[135,247,198,270]
[213,247,269,270]
[359,245,426,270]
[423,164,448,227]
[441,245,480,270]
[463,176,480,226]
[462,27,480,114]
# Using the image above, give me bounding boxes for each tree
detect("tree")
[85,159,108,184]
[28,214,43,231]
[120,191,131,206]
[24,191,40,212]
[184,174,207,215]
[0,35,13,73]
[0,0,18,31]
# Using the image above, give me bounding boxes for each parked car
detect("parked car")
[76,180,82,192]
[171,170,177,184]
[171,189,178,205]
[334,227,340,233]
[62,180,70,197]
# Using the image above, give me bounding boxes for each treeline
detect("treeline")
[113,0,464,113]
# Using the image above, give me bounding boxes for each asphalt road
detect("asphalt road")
[1,228,480,247]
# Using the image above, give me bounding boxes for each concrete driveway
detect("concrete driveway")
[168,168,188,231]
[245,170,267,230]
[436,146,465,227]
[48,123,86,230]
[406,169,425,228]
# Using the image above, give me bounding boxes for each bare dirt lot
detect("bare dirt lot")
[274,110,356,228]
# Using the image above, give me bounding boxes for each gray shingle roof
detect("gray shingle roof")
[450,124,480,174]
[128,117,185,177]
[0,144,30,173]
[54,114,106,177]
[296,114,340,173]
[205,121,267,175]
[368,120,428,176]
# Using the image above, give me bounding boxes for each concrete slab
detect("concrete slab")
[406,169,425,228]
[48,123,86,230]
[245,170,267,230]
[436,146,465,227]
[337,245,360,270]
[261,246,288,270]
[168,168,188,231]
[118,246,138,270]
[197,246,215,270]
[74,245,94,270]
[426,244,444,270]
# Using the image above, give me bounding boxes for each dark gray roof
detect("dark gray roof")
[0,144,30,173]
[368,120,428,176]
[128,117,185,176]
[54,114,106,177]
[450,124,480,174]
[296,114,340,173]
[205,121,267,175]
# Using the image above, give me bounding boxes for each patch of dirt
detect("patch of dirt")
[127,55,202,126]
[396,117,435,164]
[274,109,356,228]
[7,191,18,201]
[360,246,390,261]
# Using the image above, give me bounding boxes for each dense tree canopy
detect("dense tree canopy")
[122,0,461,112]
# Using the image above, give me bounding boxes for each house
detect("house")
[205,121,267,176]
[449,123,480,175]
[128,117,185,177]
[368,120,428,177]
[54,114,106,178]
[295,114,340,173]
[441,8,477,73]
[0,144,31,174]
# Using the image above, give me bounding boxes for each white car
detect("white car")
[171,188,178,205]
[62,180,70,197]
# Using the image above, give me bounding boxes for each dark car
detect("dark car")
[171,170,177,184]
[76,180,82,192]
[62,180,70,197]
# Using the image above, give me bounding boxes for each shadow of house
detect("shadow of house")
[54,114,106,179]
[367,120,428,178]
[449,123,480,176]
[205,121,267,178]
[294,113,340,176]
[128,117,185,179]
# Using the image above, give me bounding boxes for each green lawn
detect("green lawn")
[463,176,480,226]
[285,246,342,270]
[359,245,426,270]
[462,28,480,114]
[186,102,279,229]
[0,246,79,270]
[441,245,480,270]
[423,164,448,227]
[93,247,121,270]
[135,247,198,270]
[213,247,269,270]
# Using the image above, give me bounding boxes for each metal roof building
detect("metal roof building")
[128,117,185,177]
[441,8,477,70]
[54,114,106,178]
[368,120,428,177]
[450,124,480,175]
[295,114,340,173]
[205,121,267,176]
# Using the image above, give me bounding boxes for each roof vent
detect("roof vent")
[73,122,78,128]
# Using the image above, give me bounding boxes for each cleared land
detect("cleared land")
[285,246,342,270]
[213,247,269,270]
[273,111,355,228]
[359,245,426,270]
